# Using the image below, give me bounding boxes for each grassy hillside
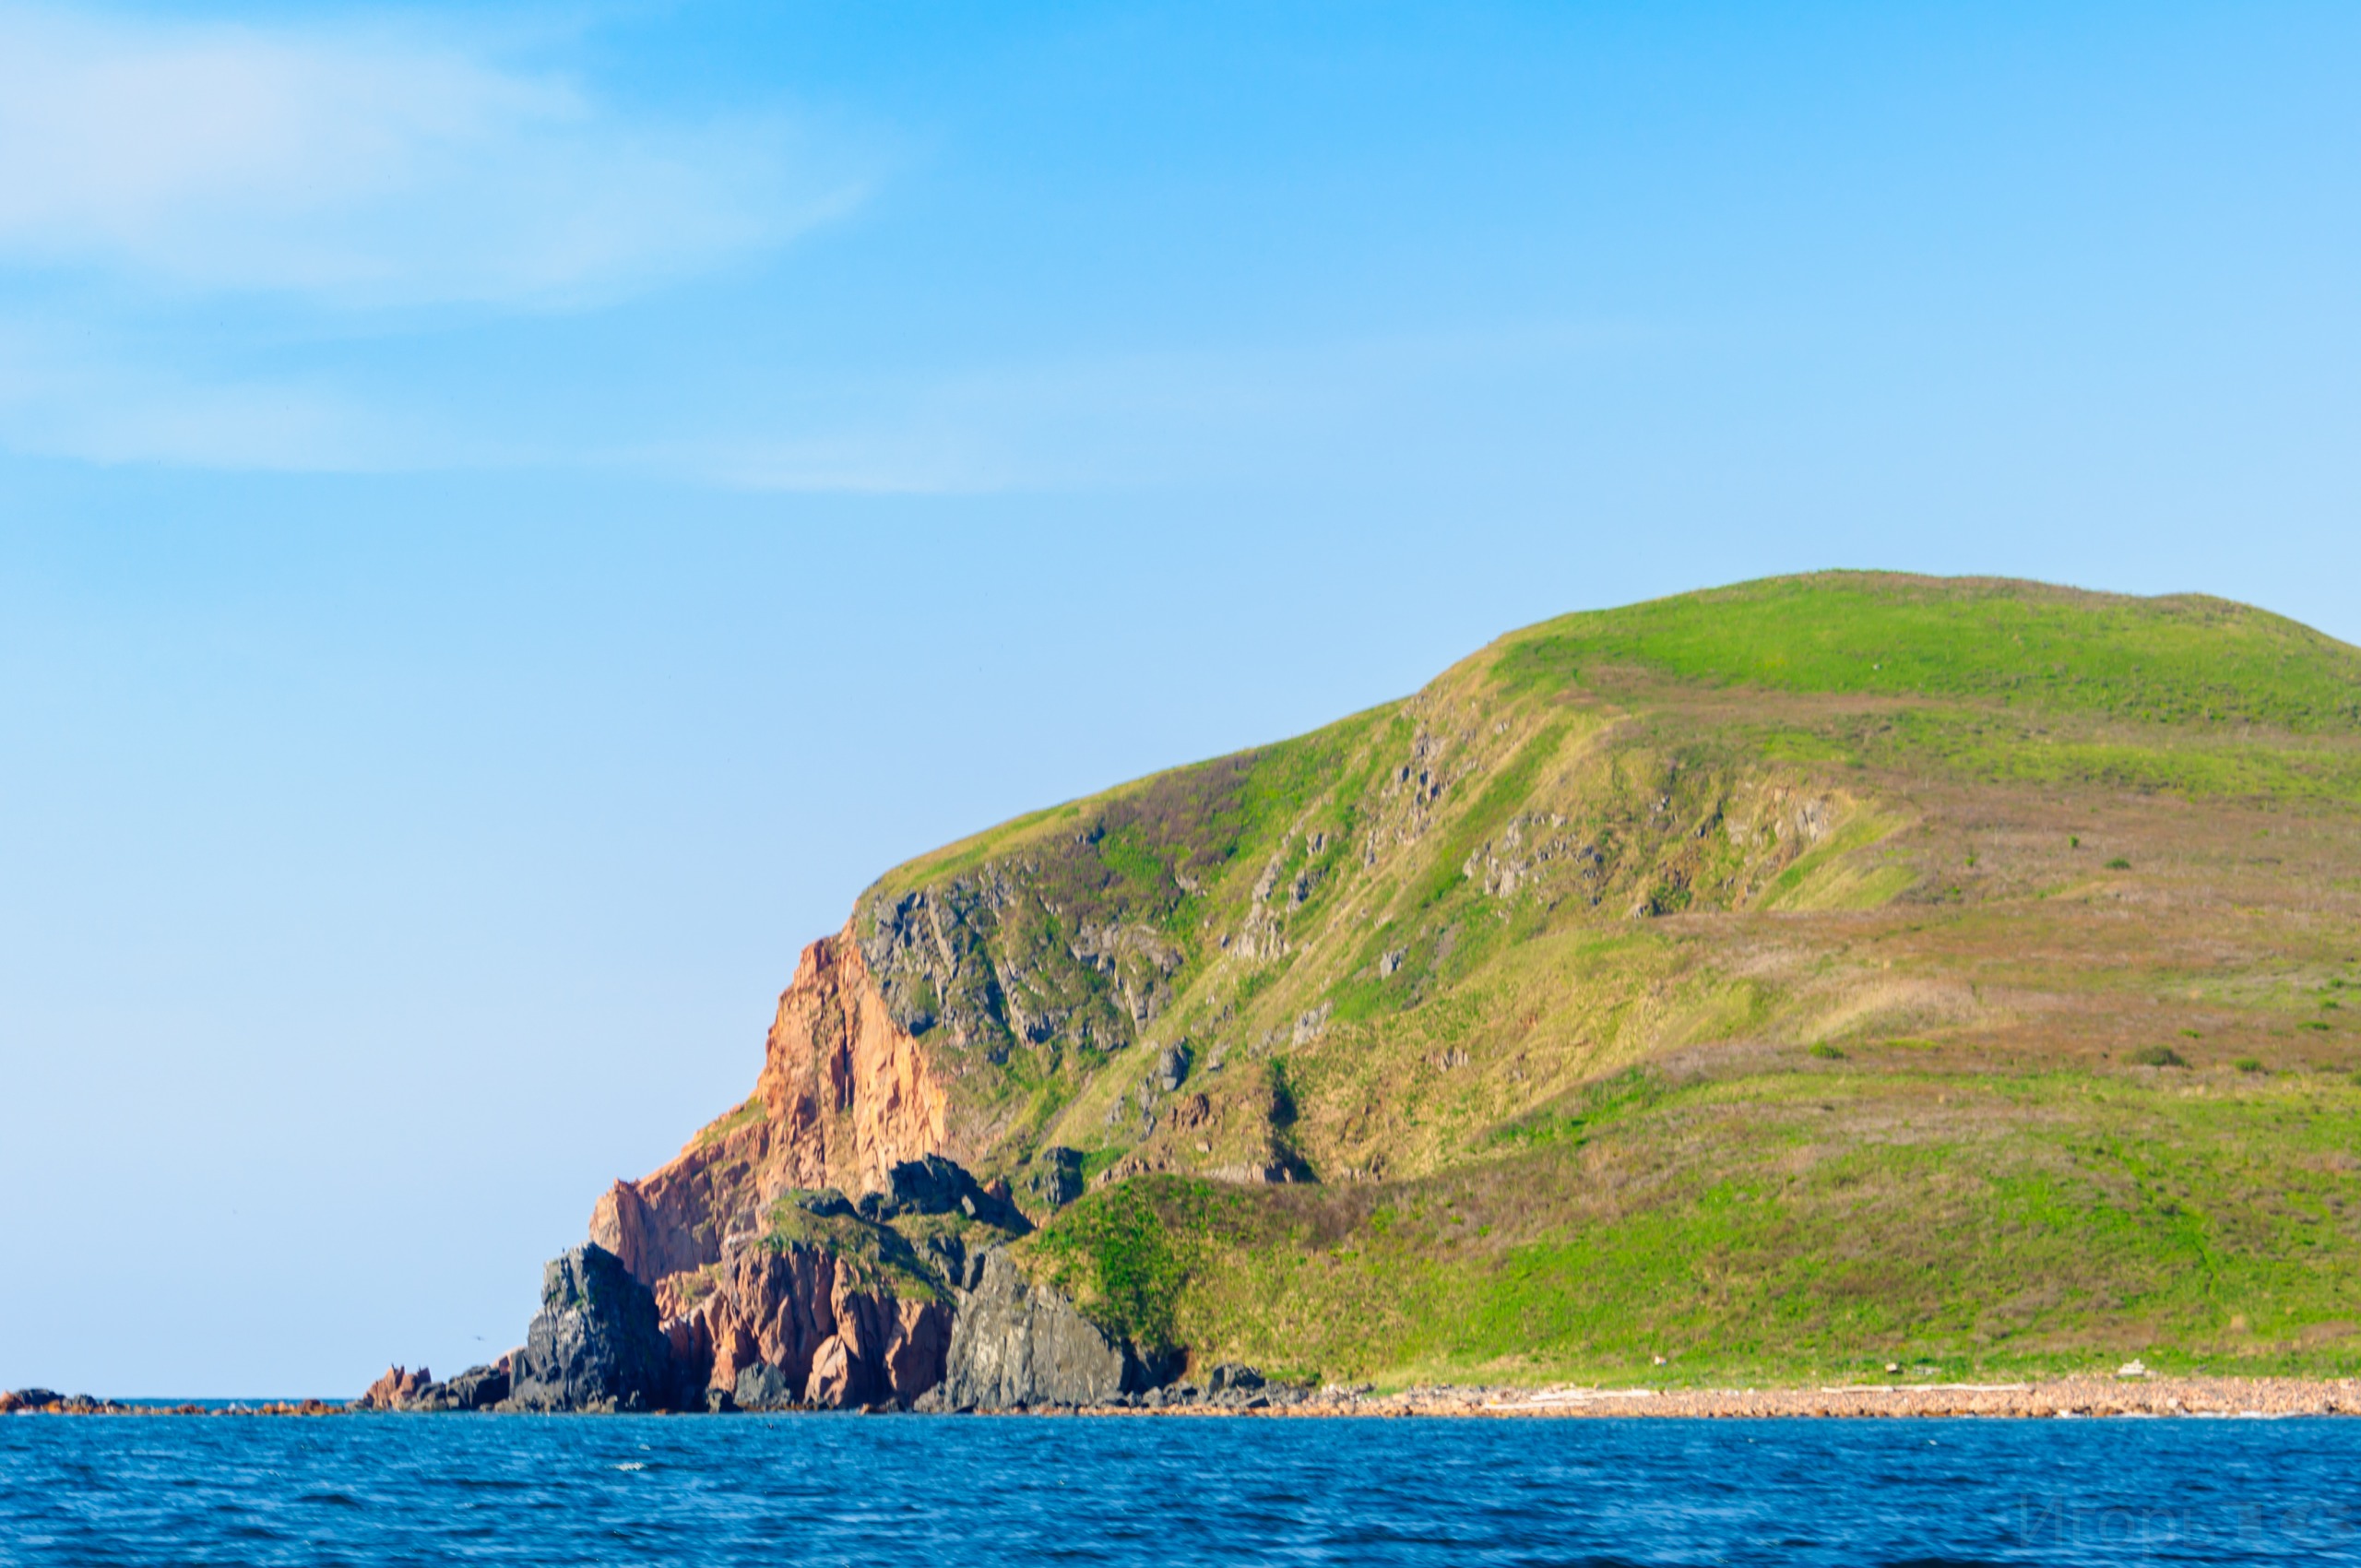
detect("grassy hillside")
[832,572,2361,1384]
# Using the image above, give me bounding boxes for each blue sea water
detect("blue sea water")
[2,1413,2355,1566]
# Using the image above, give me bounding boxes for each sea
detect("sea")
[3,1412,2355,1565]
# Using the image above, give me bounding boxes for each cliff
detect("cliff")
[582,572,2361,1389]
[591,926,951,1286]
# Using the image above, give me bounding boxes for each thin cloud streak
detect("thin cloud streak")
[647,323,1650,494]
[0,4,867,309]
[0,321,412,470]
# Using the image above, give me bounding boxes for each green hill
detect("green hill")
[699,572,2361,1388]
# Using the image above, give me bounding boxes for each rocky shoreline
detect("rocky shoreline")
[7,1376,2358,1420]
[1140,1375,2361,1420]
[15,1156,2355,1424]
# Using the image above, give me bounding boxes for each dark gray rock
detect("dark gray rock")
[935,1252,1169,1409]
[922,1231,992,1292]
[884,1155,970,1215]
[1154,1044,1192,1092]
[922,1231,967,1289]
[1025,1146,1086,1211]
[1205,1362,1264,1395]
[504,1243,676,1412]
[446,1362,509,1410]
[861,1156,1032,1232]
[733,1362,795,1411]
[792,1188,857,1218]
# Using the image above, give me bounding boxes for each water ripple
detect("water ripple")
[1,1415,2355,1565]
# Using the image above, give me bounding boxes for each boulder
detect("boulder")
[792,1188,857,1219]
[446,1362,511,1410]
[504,1243,677,1412]
[1205,1362,1264,1396]
[733,1361,795,1411]
[858,1155,1032,1232]
[934,1252,1169,1409]
[1154,1044,1192,1092]
[1025,1146,1086,1212]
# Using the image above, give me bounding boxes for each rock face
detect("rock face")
[1024,1146,1085,1211]
[590,927,953,1289]
[860,1155,1032,1231]
[505,1244,680,1412]
[356,1359,513,1412]
[446,1361,512,1410]
[670,1240,953,1409]
[732,1362,794,1411]
[932,1252,1166,1408]
[356,1365,433,1410]
[1205,1361,1264,1396]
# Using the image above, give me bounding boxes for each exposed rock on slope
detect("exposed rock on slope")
[668,1239,953,1409]
[590,926,950,1287]
[505,1244,678,1412]
[930,1252,1167,1409]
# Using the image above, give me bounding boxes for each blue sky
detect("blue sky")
[3,1,2357,1395]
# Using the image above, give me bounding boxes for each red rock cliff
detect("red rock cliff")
[663,1244,952,1408]
[590,923,951,1287]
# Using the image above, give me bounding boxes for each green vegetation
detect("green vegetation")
[1030,1069,2361,1384]
[691,1098,765,1150]
[1492,572,2361,733]
[784,571,2361,1386]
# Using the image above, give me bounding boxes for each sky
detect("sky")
[2,0,2357,1396]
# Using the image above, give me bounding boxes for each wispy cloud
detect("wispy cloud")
[0,5,863,308]
[643,323,1643,494]
[0,315,437,469]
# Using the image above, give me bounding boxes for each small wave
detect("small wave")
[614,1461,647,1471]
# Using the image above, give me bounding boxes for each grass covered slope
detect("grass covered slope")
[825,573,2361,1384]
[1496,574,2361,731]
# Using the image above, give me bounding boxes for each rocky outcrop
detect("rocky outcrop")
[0,1389,137,1414]
[860,1154,1031,1231]
[670,1240,952,1409]
[930,1252,1168,1409]
[357,1360,513,1412]
[1022,1146,1085,1211]
[356,1365,433,1410]
[590,926,952,1289]
[504,1244,681,1412]
[446,1361,512,1409]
